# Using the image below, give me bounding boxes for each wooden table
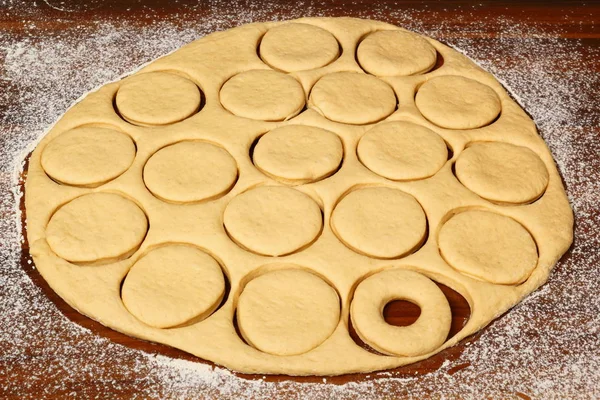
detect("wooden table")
[1,1,598,398]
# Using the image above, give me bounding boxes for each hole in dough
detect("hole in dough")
[383,300,421,327]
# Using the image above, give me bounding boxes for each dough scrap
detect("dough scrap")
[236,268,340,356]
[253,125,343,185]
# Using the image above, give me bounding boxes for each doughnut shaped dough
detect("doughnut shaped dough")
[115,72,201,126]
[220,69,305,121]
[357,30,437,76]
[41,126,135,187]
[236,268,340,356]
[253,125,343,185]
[358,121,447,181]
[331,187,427,258]
[416,75,501,129]
[439,210,538,284]
[143,141,238,203]
[260,23,339,72]
[46,193,147,264]
[223,186,322,256]
[455,142,549,204]
[121,245,225,329]
[351,269,451,356]
[308,72,396,125]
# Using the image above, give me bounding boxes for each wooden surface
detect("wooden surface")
[1,0,599,399]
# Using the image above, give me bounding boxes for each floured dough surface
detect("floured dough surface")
[25,17,573,376]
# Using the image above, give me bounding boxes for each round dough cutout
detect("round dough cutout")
[358,121,447,181]
[331,187,427,259]
[220,69,305,121]
[236,268,340,356]
[455,142,549,204]
[439,210,538,284]
[46,193,148,264]
[223,186,322,256]
[41,126,135,187]
[415,75,501,130]
[253,125,343,185]
[351,269,451,356]
[144,141,238,203]
[308,72,396,125]
[260,23,339,72]
[115,71,201,126]
[357,30,437,76]
[121,244,225,329]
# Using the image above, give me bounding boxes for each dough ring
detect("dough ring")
[351,269,452,357]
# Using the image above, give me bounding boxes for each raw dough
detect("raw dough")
[455,142,549,204]
[351,269,451,356]
[236,268,340,356]
[357,121,447,181]
[438,210,538,285]
[308,71,396,124]
[115,71,201,126]
[143,141,238,203]
[331,187,427,259]
[415,75,501,129]
[357,30,437,76]
[220,69,305,121]
[122,244,225,329]
[260,23,339,72]
[46,192,147,264]
[253,125,343,185]
[223,186,322,256]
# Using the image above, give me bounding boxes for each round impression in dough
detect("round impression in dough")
[41,126,135,187]
[415,75,501,130]
[455,142,549,204]
[220,69,305,121]
[115,71,202,126]
[357,121,447,181]
[121,244,225,329]
[331,187,427,259]
[223,186,322,256]
[357,30,437,76]
[143,141,238,203]
[308,71,396,125]
[252,125,343,185]
[438,210,538,285]
[46,192,148,264]
[260,23,339,72]
[236,268,340,356]
[351,269,451,357]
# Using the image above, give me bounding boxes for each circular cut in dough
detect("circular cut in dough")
[144,141,238,203]
[220,69,305,121]
[115,71,201,126]
[357,121,447,181]
[331,187,427,259]
[223,186,322,256]
[415,75,501,130]
[439,210,538,285]
[357,30,437,76]
[237,268,340,356]
[308,72,396,125]
[260,23,339,72]
[351,269,451,356]
[253,125,343,185]
[455,142,549,204]
[121,244,225,329]
[41,126,135,187]
[46,193,147,264]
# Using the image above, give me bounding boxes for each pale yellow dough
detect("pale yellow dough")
[25,18,573,376]
[122,244,225,329]
[253,125,343,185]
[237,268,340,356]
[357,30,437,76]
